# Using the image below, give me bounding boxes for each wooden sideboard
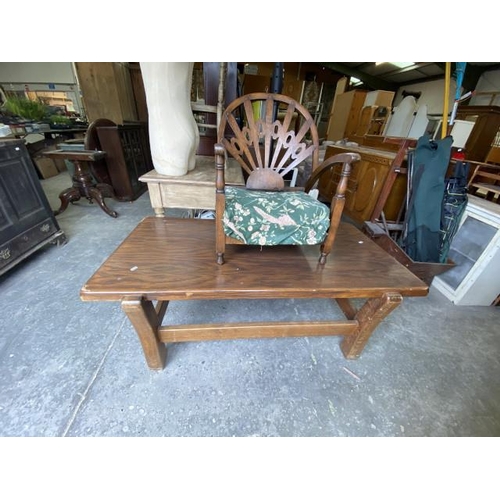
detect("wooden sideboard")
[0,138,66,275]
[318,144,407,224]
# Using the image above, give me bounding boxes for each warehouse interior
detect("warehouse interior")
[0,56,498,498]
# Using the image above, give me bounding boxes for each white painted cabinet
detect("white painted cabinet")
[432,197,500,305]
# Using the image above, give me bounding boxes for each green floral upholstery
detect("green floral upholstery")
[223,186,330,245]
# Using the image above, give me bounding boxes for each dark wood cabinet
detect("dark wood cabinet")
[0,138,66,275]
[96,122,153,201]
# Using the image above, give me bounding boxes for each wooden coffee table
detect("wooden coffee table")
[80,217,428,370]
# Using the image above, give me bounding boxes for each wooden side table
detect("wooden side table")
[43,150,118,218]
[139,155,244,216]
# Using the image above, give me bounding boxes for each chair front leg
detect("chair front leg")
[319,160,353,264]
[215,144,226,264]
[215,194,226,264]
[320,194,346,263]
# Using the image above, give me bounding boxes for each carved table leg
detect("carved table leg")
[340,292,403,359]
[87,186,118,218]
[54,186,81,216]
[122,297,167,370]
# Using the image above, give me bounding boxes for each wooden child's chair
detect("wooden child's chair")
[214,92,360,265]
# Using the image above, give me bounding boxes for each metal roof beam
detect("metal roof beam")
[319,62,399,91]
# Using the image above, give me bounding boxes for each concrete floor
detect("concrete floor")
[0,171,499,437]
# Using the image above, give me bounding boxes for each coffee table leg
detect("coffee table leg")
[122,297,167,370]
[340,292,403,359]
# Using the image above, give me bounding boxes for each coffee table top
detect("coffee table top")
[81,217,428,302]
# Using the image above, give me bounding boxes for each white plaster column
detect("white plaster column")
[140,62,199,176]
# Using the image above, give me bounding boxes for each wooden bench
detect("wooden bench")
[80,217,428,371]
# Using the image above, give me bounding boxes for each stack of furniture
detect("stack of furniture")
[326,90,395,142]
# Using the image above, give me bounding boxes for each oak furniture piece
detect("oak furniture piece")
[42,150,118,218]
[318,143,410,225]
[0,138,66,276]
[326,90,368,142]
[80,217,429,371]
[215,92,360,265]
[355,90,395,137]
[485,146,500,165]
[363,90,395,110]
[139,155,244,216]
[74,62,139,125]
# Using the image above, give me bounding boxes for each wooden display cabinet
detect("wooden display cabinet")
[318,144,407,224]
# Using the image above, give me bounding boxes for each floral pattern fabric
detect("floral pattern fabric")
[223,186,330,246]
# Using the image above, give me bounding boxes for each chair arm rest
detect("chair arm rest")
[304,152,361,194]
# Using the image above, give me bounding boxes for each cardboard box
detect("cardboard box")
[34,157,59,179]
[54,159,67,172]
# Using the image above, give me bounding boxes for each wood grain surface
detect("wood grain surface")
[81,217,428,302]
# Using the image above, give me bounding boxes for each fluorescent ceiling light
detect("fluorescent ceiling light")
[375,62,414,68]
[350,76,363,86]
[391,62,414,68]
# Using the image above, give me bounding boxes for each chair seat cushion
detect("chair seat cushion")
[223,186,330,245]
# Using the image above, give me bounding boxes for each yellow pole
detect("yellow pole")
[442,62,451,138]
